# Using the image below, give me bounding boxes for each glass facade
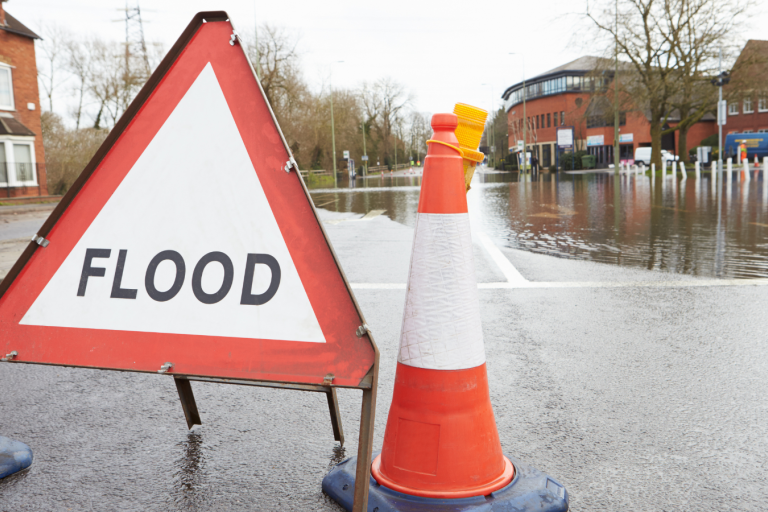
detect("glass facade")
[587,113,626,128]
[506,75,611,107]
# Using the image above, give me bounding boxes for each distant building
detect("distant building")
[502,56,717,168]
[724,40,768,136]
[0,0,47,197]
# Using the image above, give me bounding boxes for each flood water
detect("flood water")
[309,168,768,279]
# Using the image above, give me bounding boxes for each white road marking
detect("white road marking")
[476,232,529,285]
[351,279,768,290]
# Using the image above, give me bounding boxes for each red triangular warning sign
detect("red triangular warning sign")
[0,13,376,388]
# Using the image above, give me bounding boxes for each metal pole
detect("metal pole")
[613,0,620,175]
[394,124,398,173]
[330,90,337,187]
[362,121,367,177]
[718,47,723,175]
[329,61,343,188]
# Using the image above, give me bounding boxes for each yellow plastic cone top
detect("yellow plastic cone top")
[453,103,488,192]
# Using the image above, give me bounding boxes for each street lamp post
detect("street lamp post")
[710,48,729,175]
[481,83,495,168]
[613,0,620,175]
[329,60,344,187]
[361,120,367,177]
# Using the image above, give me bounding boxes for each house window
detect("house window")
[547,113,551,128]
[0,141,37,186]
[744,97,753,114]
[758,129,767,133]
[0,143,6,183]
[0,66,14,110]
[742,130,753,134]
[728,102,738,115]
[560,111,565,125]
[14,144,34,181]
[536,116,539,129]
[759,95,767,112]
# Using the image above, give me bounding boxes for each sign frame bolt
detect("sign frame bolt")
[1,350,18,362]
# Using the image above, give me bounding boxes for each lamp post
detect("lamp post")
[510,53,526,173]
[361,120,368,177]
[481,83,495,168]
[710,48,729,174]
[329,60,344,187]
[613,0,620,175]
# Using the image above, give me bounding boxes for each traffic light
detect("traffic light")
[710,71,730,87]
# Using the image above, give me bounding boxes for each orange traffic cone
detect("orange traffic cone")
[323,113,568,512]
[370,112,513,498]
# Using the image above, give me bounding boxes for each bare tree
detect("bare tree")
[37,24,69,112]
[408,111,431,163]
[588,0,751,168]
[65,37,97,130]
[242,24,302,117]
[666,0,751,162]
[361,78,411,167]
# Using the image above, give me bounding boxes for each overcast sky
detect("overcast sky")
[8,0,768,118]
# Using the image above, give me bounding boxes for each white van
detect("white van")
[634,147,679,165]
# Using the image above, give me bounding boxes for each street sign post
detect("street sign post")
[0,12,378,512]
[343,150,350,159]
[557,127,575,170]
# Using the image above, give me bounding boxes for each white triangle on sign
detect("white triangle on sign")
[21,63,326,343]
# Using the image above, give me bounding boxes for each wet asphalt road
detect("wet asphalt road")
[1,208,768,511]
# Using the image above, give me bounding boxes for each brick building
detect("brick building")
[0,0,47,197]
[724,40,768,135]
[502,56,717,169]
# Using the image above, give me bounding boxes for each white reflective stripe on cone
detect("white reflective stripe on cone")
[398,213,485,370]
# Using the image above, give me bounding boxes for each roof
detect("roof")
[0,115,35,136]
[502,55,637,100]
[732,40,768,85]
[1,11,41,40]
[502,56,615,100]
[532,56,609,79]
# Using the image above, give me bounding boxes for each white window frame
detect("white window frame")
[744,97,753,114]
[0,137,38,187]
[0,65,14,111]
[728,102,738,115]
[759,95,768,113]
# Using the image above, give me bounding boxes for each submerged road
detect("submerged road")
[1,206,767,511]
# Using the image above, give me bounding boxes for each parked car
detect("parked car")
[634,147,679,165]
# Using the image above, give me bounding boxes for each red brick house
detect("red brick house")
[0,0,47,197]
[502,56,717,168]
[724,40,768,135]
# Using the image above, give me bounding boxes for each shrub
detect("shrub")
[41,112,109,195]
[559,150,588,170]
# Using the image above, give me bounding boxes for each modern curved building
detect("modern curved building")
[502,56,716,169]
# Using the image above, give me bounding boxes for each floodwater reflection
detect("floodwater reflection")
[310,170,768,279]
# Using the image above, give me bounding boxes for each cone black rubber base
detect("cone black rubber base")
[323,451,568,511]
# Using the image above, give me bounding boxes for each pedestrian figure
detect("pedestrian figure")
[531,154,539,173]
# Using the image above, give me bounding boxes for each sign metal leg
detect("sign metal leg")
[326,387,345,446]
[352,364,378,512]
[174,376,202,430]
